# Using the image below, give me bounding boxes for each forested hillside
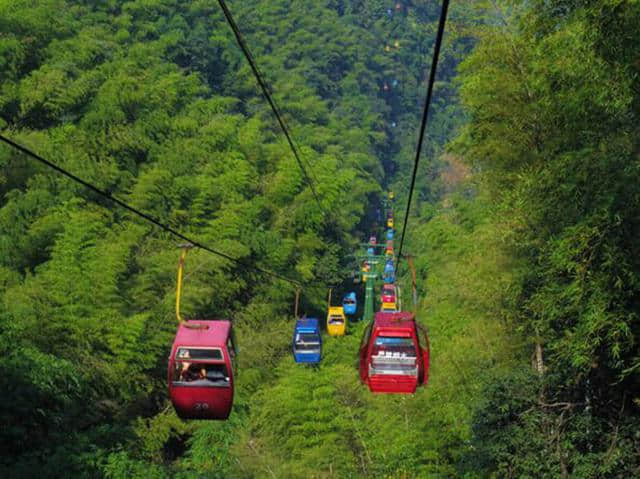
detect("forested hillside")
[1,0,639,478]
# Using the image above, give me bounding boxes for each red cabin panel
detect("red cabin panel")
[168,320,236,420]
[359,312,429,394]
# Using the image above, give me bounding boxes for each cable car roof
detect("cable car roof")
[296,318,319,331]
[174,320,232,346]
[374,311,415,328]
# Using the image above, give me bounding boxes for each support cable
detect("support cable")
[396,0,450,264]
[0,133,303,288]
[216,0,326,216]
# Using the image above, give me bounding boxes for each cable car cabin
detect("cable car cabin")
[369,235,377,245]
[381,283,396,304]
[168,320,236,420]
[389,191,395,201]
[381,301,397,312]
[343,292,357,316]
[359,312,429,394]
[386,229,394,241]
[361,261,370,282]
[383,273,395,284]
[385,247,394,258]
[327,306,347,336]
[386,240,393,250]
[292,319,322,364]
[384,262,395,276]
[387,218,394,228]
[367,246,375,256]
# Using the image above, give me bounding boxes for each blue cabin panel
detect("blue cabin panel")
[343,292,357,316]
[292,318,322,364]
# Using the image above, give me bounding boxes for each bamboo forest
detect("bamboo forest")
[1,0,639,477]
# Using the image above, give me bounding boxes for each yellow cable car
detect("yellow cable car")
[381,301,397,313]
[394,40,400,48]
[327,306,347,336]
[389,191,395,200]
[387,217,394,228]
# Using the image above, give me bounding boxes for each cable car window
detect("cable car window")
[176,347,223,360]
[370,336,418,376]
[328,315,344,324]
[172,362,230,386]
[294,333,321,351]
[344,299,355,304]
[373,336,416,358]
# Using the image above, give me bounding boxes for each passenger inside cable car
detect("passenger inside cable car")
[168,320,236,420]
[173,360,231,386]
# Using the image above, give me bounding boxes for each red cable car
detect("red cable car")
[358,311,429,394]
[168,320,237,420]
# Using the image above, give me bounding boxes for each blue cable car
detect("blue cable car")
[383,273,395,284]
[384,262,395,276]
[367,246,374,256]
[343,292,357,316]
[292,318,322,364]
[387,229,394,241]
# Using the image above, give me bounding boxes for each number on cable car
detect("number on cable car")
[168,320,237,420]
[358,311,429,394]
[292,318,322,364]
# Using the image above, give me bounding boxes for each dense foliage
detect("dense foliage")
[1,0,638,477]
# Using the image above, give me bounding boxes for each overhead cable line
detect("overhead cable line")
[0,133,304,288]
[216,0,326,215]
[397,0,450,264]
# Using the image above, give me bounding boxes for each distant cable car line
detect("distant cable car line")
[215,0,327,218]
[0,133,305,288]
[397,0,450,265]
